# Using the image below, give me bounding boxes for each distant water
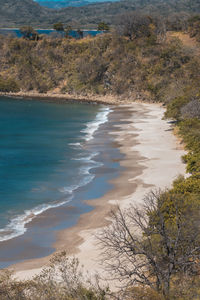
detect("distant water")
[0,97,110,243]
[36,0,120,9]
[0,29,103,38]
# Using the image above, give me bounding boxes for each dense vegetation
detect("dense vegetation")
[0,13,199,99]
[1,0,200,28]
[0,9,200,300]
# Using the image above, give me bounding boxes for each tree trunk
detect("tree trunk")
[162,279,170,300]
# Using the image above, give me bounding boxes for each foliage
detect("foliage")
[0,19,195,98]
[97,190,200,299]
[127,286,164,300]
[97,22,109,31]
[116,13,165,43]
[0,253,107,300]
[0,269,29,300]
[177,118,200,173]
[188,15,200,41]
[165,96,189,119]
[169,276,200,300]
[19,26,39,40]
[0,77,19,92]
[1,0,200,28]
[0,15,200,101]
[53,22,64,31]
[181,99,200,119]
[77,28,83,39]
[64,25,72,38]
[172,174,200,194]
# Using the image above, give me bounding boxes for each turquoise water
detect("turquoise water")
[0,97,125,268]
[0,97,110,242]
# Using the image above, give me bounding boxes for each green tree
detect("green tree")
[77,28,84,39]
[97,190,200,299]
[97,22,110,31]
[64,25,72,38]
[53,22,64,32]
[19,26,38,40]
[0,77,19,92]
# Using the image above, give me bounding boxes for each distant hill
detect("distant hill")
[0,0,200,28]
[0,0,50,27]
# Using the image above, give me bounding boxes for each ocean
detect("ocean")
[0,97,122,267]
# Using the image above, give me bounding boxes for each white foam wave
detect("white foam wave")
[59,165,99,195]
[60,151,103,197]
[72,151,99,162]
[59,176,93,195]
[68,142,82,148]
[81,107,111,141]
[0,198,72,242]
[0,107,111,242]
[0,154,102,243]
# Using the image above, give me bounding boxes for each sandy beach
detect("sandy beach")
[11,102,186,284]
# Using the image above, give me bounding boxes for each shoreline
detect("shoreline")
[0,91,148,106]
[11,102,186,284]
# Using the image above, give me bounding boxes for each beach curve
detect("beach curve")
[12,102,186,285]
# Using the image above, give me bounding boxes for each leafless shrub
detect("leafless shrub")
[30,252,107,300]
[0,253,107,300]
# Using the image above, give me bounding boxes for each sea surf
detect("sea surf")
[0,97,122,267]
[0,97,110,242]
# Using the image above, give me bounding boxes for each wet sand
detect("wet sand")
[9,102,186,283]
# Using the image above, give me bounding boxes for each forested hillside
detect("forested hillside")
[0,0,50,27]
[0,14,199,101]
[0,0,200,28]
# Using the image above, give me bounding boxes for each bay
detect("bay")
[0,97,107,241]
[0,97,123,267]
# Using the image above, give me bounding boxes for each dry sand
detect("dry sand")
[14,102,186,283]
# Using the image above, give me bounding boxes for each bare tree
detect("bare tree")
[97,190,200,299]
[115,13,166,42]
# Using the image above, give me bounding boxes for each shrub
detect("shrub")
[0,78,20,92]
[165,96,189,119]
[181,99,200,119]
[173,174,200,194]
[97,190,200,299]
[0,254,107,300]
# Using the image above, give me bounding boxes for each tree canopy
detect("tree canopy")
[19,26,38,40]
[53,22,64,31]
